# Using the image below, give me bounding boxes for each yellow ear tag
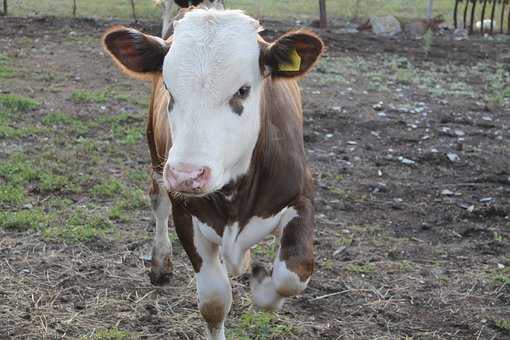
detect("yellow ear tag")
[278,48,301,72]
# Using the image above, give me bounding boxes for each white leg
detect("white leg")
[149,185,173,285]
[194,224,232,340]
[250,202,313,310]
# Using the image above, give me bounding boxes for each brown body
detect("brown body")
[148,74,314,276]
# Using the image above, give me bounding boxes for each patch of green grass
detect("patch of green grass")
[228,311,295,340]
[346,263,375,274]
[91,179,124,198]
[0,125,49,139]
[112,125,144,145]
[42,111,89,135]
[126,169,147,186]
[0,209,53,231]
[113,93,147,108]
[493,268,510,285]
[87,326,133,340]
[0,65,14,79]
[0,185,27,205]
[39,173,81,193]
[43,209,113,242]
[0,94,40,113]
[0,53,14,79]
[335,234,353,247]
[0,155,38,185]
[252,238,278,259]
[70,89,108,104]
[46,197,73,211]
[15,0,459,21]
[109,188,148,221]
[495,320,510,334]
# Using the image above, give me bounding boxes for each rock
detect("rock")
[453,28,468,41]
[454,129,465,137]
[373,101,384,111]
[347,141,357,145]
[369,182,388,193]
[479,197,494,203]
[333,246,347,257]
[447,152,460,162]
[398,156,416,166]
[441,189,454,196]
[404,21,428,37]
[369,16,402,36]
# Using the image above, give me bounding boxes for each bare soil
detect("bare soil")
[0,16,509,340]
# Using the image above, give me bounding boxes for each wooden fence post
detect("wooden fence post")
[319,0,327,28]
[72,0,77,17]
[427,0,434,20]
[1,0,7,16]
[130,0,137,22]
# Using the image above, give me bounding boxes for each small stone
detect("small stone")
[347,141,357,145]
[22,203,33,209]
[447,152,460,162]
[369,182,388,193]
[454,129,465,137]
[373,101,384,111]
[325,133,333,139]
[19,269,30,275]
[141,255,152,265]
[377,111,387,117]
[332,106,342,112]
[497,263,505,269]
[479,197,493,203]
[369,16,402,36]
[74,301,86,310]
[441,189,454,196]
[398,156,416,165]
[333,246,347,256]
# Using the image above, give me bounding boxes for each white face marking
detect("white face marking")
[162,9,263,193]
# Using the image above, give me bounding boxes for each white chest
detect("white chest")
[192,206,298,276]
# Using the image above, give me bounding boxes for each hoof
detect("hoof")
[251,263,269,282]
[148,252,173,286]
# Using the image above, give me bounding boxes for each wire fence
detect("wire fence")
[3,0,455,22]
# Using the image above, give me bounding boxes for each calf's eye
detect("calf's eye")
[234,85,250,99]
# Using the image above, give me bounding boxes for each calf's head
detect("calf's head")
[103,9,323,195]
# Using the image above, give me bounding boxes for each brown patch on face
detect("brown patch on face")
[228,96,244,115]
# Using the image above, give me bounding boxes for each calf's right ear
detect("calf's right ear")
[102,26,170,81]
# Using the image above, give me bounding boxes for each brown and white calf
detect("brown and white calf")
[103,8,323,340]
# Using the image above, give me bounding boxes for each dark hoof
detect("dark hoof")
[251,263,269,282]
[148,269,173,285]
[148,254,173,286]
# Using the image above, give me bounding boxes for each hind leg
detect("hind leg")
[148,177,173,285]
[250,197,314,310]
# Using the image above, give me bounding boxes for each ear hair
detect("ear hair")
[102,25,170,81]
[261,29,324,79]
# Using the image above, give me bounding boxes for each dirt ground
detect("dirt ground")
[0,16,509,340]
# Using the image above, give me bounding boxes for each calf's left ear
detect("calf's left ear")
[261,30,324,79]
[102,25,170,81]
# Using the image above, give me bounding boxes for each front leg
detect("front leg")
[250,196,314,310]
[148,177,173,285]
[173,204,232,340]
